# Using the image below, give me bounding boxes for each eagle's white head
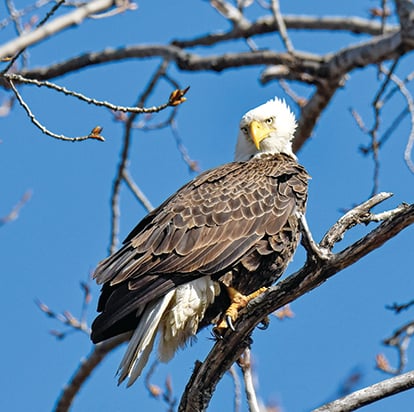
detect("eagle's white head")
[234,97,297,161]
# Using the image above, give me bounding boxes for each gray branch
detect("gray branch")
[172,15,397,48]
[178,198,414,412]
[0,0,116,60]
[313,369,414,412]
[54,335,128,412]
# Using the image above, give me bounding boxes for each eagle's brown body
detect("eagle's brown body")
[92,153,308,341]
[91,98,309,386]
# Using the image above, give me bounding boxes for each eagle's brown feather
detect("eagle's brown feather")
[91,153,309,343]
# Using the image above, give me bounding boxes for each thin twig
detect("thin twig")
[228,365,241,412]
[5,0,29,67]
[0,0,53,30]
[387,298,414,314]
[90,0,137,19]
[238,348,261,412]
[369,60,400,195]
[0,190,32,226]
[210,0,250,29]
[8,79,104,142]
[379,321,414,375]
[35,280,92,338]
[313,369,414,412]
[0,0,115,62]
[378,106,408,148]
[3,0,67,73]
[54,335,129,412]
[378,65,414,173]
[122,170,154,213]
[279,79,307,107]
[270,0,294,53]
[170,119,200,173]
[144,361,177,412]
[4,73,183,114]
[108,60,169,254]
[350,108,369,134]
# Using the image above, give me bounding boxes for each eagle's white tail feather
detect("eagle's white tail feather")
[117,290,174,387]
[158,277,219,362]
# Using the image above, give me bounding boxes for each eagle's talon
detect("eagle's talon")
[226,315,236,331]
[257,316,270,330]
[211,328,224,340]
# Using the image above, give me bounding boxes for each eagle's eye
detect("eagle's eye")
[241,126,248,135]
[265,117,274,125]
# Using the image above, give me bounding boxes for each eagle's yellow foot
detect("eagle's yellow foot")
[213,286,268,336]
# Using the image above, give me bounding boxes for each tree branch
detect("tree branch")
[0,0,117,61]
[178,197,414,411]
[313,369,414,412]
[172,15,397,49]
[54,335,128,412]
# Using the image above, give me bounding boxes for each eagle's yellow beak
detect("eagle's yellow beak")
[248,120,272,150]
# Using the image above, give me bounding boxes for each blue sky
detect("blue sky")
[1,1,414,411]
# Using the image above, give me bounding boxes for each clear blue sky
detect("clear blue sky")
[1,1,414,411]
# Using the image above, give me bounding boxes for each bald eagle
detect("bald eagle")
[91,97,309,386]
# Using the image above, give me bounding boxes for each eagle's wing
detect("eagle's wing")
[92,154,308,342]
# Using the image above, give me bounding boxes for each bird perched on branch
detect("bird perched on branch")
[91,97,309,386]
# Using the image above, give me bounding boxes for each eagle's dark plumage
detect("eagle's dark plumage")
[91,97,310,386]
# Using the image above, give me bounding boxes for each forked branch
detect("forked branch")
[178,194,414,411]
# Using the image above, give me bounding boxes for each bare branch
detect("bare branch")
[238,349,261,412]
[16,47,321,81]
[387,298,414,314]
[35,280,92,338]
[8,79,105,142]
[313,370,414,412]
[320,192,393,249]
[294,82,340,152]
[144,361,177,411]
[210,0,250,29]
[5,0,29,67]
[0,0,54,30]
[108,60,169,254]
[228,365,241,412]
[0,190,32,226]
[15,30,403,85]
[380,321,414,374]
[54,335,128,412]
[278,80,307,107]
[4,73,188,114]
[172,15,397,49]
[0,0,117,61]
[122,170,154,213]
[170,119,200,173]
[270,0,294,53]
[179,197,414,411]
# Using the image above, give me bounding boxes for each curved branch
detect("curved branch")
[15,30,405,86]
[313,369,414,412]
[178,200,414,411]
[17,47,322,81]
[294,81,340,151]
[21,29,401,81]
[172,15,398,49]
[54,335,128,412]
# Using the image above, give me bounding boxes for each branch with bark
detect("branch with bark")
[6,5,412,152]
[47,193,414,412]
[4,1,414,411]
[178,194,414,411]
